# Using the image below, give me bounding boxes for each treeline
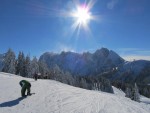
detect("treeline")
[1,48,48,77]
[112,81,150,100]
[76,75,114,93]
[99,67,150,99]
[1,48,114,94]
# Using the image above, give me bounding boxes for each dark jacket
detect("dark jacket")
[19,80,31,88]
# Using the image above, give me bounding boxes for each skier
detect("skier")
[34,73,38,81]
[19,80,31,97]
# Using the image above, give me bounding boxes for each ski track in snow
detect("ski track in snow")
[0,72,150,113]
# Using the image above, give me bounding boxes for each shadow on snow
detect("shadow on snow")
[0,97,26,107]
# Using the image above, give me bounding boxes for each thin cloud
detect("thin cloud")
[117,48,150,55]
[122,55,150,61]
[117,48,150,61]
[136,50,150,55]
[107,0,119,9]
[117,48,140,51]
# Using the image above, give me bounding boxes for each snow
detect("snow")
[112,86,125,97]
[0,72,150,113]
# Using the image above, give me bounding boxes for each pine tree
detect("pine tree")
[131,83,140,102]
[24,55,32,78]
[52,64,64,81]
[38,61,49,78]
[31,56,39,75]
[16,52,25,76]
[80,78,88,89]
[93,83,99,91]
[64,71,75,85]
[3,48,16,74]
[16,52,21,75]
[134,83,140,102]
[125,87,132,98]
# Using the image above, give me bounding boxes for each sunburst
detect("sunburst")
[69,0,96,35]
[73,6,91,25]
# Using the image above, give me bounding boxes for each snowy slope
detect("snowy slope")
[0,72,150,113]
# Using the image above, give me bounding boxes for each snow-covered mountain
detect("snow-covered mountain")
[118,60,150,81]
[39,48,150,84]
[103,60,150,84]
[0,72,150,113]
[39,48,125,76]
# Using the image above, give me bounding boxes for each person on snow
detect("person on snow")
[34,73,38,81]
[19,80,31,97]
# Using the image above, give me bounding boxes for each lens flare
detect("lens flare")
[73,6,91,25]
[53,0,98,36]
[68,0,97,36]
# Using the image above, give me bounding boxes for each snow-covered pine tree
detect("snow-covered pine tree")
[93,83,96,90]
[48,64,75,85]
[31,56,39,76]
[93,83,98,91]
[16,51,22,75]
[80,78,88,89]
[125,87,132,98]
[64,71,75,85]
[24,55,32,78]
[38,61,49,78]
[16,51,25,76]
[52,64,64,81]
[93,82,101,91]
[3,48,16,74]
[101,78,114,93]
[134,83,140,102]
[131,83,140,102]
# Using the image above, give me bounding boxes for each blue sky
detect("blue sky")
[0,0,150,61]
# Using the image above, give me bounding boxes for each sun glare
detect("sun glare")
[61,0,97,35]
[69,0,97,35]
[74,7,91,24]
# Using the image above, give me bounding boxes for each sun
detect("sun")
[69,1,97,34]
[74,6,91,25]
[60,0,97,35]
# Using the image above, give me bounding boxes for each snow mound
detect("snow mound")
[0,72,150,113]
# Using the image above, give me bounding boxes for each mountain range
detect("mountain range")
[0,48,150,84]
[39,48,150,84]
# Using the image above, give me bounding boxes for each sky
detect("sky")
[0,0,150,61]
